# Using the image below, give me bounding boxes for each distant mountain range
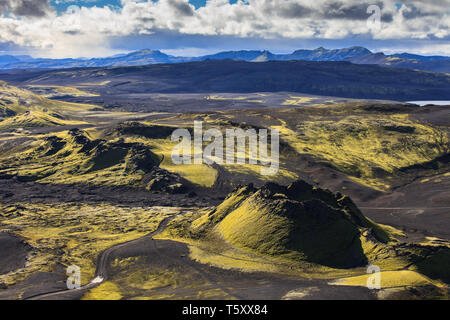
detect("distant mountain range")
[1,46,449,73]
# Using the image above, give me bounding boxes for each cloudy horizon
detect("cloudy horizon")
[0,0,448,59]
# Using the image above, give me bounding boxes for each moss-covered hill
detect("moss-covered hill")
[182,180,450,286]
[192,180,392,268]
[0,128,159,186]
[0,81,99,131]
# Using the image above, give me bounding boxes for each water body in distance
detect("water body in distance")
[407,101,450,106]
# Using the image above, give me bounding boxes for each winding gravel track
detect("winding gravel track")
[24,210,376,301]
[26,213,186,300]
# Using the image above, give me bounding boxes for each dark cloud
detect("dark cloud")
[14,0,51,17]
[0,0,51,17]
[0,0,11,13]
[168,0,194,17]
[381,13,393,23]
[401,4,443,20]
[64,30,83,36]
[251,23,269,31]
[276,3,313,19]
[139,17,156,23]
[108,29,450,56]
[323,1,388,21]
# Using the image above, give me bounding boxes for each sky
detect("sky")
[0,0,449,58]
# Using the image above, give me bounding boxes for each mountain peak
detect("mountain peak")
[0,47,448,72]
[129,49,164,55]
[288,46,373,61]
[347,46,372,53]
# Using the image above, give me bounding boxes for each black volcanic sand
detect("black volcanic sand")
[0,233,31,275]
[49,93,357,114]
[359,171,450,241]
[1,209,376,300]
[0,90,448,299]
[18,240,375,301]
[0,233,68,300]
[0,179,221,208]
[100,238,376,300]
[0,269,68,300]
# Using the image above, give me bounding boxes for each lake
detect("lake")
[407,101,450,106]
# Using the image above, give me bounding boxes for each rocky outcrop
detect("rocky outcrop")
[146,168,188,194]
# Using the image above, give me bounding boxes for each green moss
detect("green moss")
[0,203,182,287]
[0,129,160,188]
[190,181,397,269]
[331,270,440,289]
[0,111,86,131]
[96,256,231,300]
[82,282,122,300]
[144,138,218,187]
[272,114,449,190]
[215,190,368,268]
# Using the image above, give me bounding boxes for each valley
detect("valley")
[0,78,449,300]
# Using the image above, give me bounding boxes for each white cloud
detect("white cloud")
[380,43,450,56]
[0,0,448,58]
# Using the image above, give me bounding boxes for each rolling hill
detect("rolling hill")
[191,181,392,268]
[1,60,449,101]
[0,80,449,299]
[159,180,450,287]
[347,53,450,73]
[0,81,98,130]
